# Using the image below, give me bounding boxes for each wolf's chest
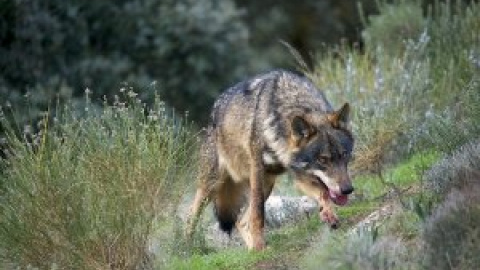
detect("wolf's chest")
[262,151,286,174]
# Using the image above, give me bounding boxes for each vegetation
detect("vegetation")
[0,0,251,124]
[298,0,480,269]
[0,0,479,269]
[0,0,381,126]
[0,93,197,268]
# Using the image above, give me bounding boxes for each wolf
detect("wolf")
[186,70,354,250]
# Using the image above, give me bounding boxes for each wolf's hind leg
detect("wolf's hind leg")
[214,175,247,234]
[294,176,339,229]
[185,184,211,240]
[185,129,217,239]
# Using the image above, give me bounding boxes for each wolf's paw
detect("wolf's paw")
[320,209,339,229]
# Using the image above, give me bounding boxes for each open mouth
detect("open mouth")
[316,177,349,206]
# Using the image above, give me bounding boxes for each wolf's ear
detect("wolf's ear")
[290,115,315,144]
[328,103,350,129]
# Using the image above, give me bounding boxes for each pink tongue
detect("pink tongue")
[329,190,348,206]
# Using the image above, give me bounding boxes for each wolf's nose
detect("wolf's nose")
[341,186,354,195]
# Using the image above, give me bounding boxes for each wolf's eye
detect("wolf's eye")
[341,151,352,161]
[318,156,329,164]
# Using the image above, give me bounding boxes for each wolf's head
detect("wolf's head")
[289,103,354,205]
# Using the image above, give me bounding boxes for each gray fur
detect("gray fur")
[187,70,354,250]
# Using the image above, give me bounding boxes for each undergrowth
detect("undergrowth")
[300,1,480,269]
[0,91,197,269]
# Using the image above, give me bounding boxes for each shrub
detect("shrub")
[422,185,480,269]
[0,0,251,124]
[0,92,197,268]
[416,77,480,153]
[308,0,479,172]
[361,0,426,55]
[301,228,414,270]
[426,0,480,105]
[307,35,431,172]
[423,139,480,199]
[419,139,480,268]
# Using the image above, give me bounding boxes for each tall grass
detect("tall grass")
[0,91,197,269]
[300,227,415,270]
[300,1,480,269]
[422,140,480,269]
[307,0,479,172]
[308,35,431,172]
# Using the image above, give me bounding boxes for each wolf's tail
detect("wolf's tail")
[213,178,246,234]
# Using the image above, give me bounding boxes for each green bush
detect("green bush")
[301,228,414,270]
[362,0,426,55]
[0,92,197,268]
[308,37,431,172]
[415,139,480,269]
[426,0,480,105]
[0,0,251,124]
[423,185,480,269]
[424,140,480,200]
[308,0,479,172]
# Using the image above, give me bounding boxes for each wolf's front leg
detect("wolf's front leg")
[236,187,266,250]
[294,176,339,229]
[318,189,339,229]
[240,149,266,251]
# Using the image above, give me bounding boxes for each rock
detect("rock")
[265,195,318,228]
[204,195,318,248]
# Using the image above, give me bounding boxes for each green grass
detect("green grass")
[352,151,440,200]
[164,147,441,270]
[165,248,270,270]
[0,93,197,269]
[163,217,322,270]
[337,201,381,223]
[297,152,441,270]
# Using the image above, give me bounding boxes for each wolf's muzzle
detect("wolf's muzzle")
[340,185,354,195]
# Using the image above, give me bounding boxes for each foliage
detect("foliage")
[0,92,197,269]
[417,76,480,153]
[361,0,426,55]
[423,182,480,269]
[234,0,379,68]
[164,248,269,270]
[163,217,320,269]
[0,0,251,124]
[423,140,480,201]
[301,227,414,270]
[353,151,439,201]
[300,1,480,269]
[308,0,479,173]
[308,36,432,172]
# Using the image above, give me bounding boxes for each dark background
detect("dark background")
[0,0,449,125]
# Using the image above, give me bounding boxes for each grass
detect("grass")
[165,149,442,270]
[352,151,439,201]
[165,249,270,270]
[298,151,440,270]
[298,1,480,268]
[0,92,197,269]
[163,217,322,270]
